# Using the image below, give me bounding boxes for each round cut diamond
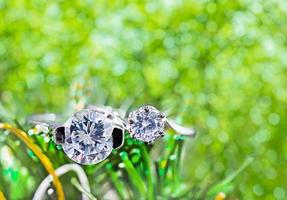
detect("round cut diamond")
[62,109,113,165]
[127,105,165,143]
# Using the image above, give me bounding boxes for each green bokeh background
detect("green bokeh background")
[0,0,286,199]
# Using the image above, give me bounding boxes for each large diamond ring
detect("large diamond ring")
[27,106,125,165]
[126,105,196,144]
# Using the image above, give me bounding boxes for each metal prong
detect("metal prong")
[159,131,165,137]
[130,132,135,138]
[144,107,149,113]
[107,114,114,119]
[158,113,165,118]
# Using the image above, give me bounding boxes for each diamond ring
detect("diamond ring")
[126,105,196,144]
[27,106,125,165]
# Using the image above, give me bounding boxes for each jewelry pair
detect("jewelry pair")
[28,105,196,165]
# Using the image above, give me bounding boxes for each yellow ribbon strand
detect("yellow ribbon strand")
[0,190,6,200]
[0,123,65,200]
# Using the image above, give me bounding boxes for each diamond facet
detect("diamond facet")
[127,105,165,143]
[62,109,114,165]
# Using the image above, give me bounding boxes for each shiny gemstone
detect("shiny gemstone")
[127,105,165,143]
[62,109,114,165]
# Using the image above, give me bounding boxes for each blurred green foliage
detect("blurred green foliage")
[0,0,287,199]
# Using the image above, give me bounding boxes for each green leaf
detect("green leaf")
[207,157,254,197]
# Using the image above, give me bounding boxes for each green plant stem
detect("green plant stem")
[106,164,130,200]
[120,151,147,197]
[71,177,97,200]
[139,145,155,200]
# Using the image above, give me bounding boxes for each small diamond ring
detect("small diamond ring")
[126,105,196,144]
[27,106,125,165]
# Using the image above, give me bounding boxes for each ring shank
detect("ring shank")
[27,113,58,122]
[165,119,196,137]
[27,113,64,129]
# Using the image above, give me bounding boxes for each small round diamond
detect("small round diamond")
[62,109,114,165]
[127,105,165,143]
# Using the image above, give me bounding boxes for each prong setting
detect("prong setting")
[159,131,165,137]
[107,114,114,119]
[127,105,165,143]
[62,109,114,165]
[144,107,149,113]
[158,113,165,119]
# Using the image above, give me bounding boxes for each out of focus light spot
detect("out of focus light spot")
[159,62,178,83]
[164,0,177,8]
[205,65,216,79]
[46,74,58,85]
[207,116,218,129]
[47,188,54,195]
[268,113,280,125]
[169,154,176,160]
[1,91,12,102]
[202,135,212,145]
[276,88,287,101]
[41,53,55,67]
[263,39,276,56]
[46,4,60,17]
[207,21,217,32]
[249,130,271,145]
[0,43,6,55]
[118,162,125,168]
[250,107,263,125]
[260,96,272,107]
[266,150,277,161]
[195,162,208,179]
[215,192,225,200]
[154,29,165,39]
[253,184,264,196]
[164,37,175,49]
[0,146,14,167]
[112,60,127,76]
[218,132,229,143]
[145,2,157,12]
[232,12,246,36]
[274,187,285,199]
[21,167,28,176]
[251,2,263,13]
[266,168,277,180]
[197,93,208,105]
[28,178,36,189]
[207,3,217,14]
[12,139,20,146]
[28,129,35,136]
[26,73,44,89]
